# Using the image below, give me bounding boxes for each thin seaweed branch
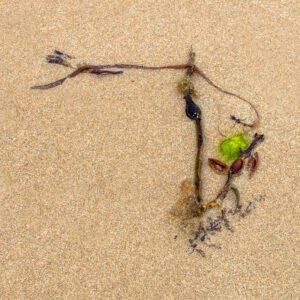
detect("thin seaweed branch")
[32,50,260,128]
[179,48,203,206]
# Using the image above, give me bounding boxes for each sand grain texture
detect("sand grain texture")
[0,1,299,299]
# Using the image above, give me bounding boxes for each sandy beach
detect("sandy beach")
[0,1,299,299]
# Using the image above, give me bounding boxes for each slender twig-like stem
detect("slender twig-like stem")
[31,66,123,90]
[32,50,260,128]
[180,48,203,206]
[186,51,204,206]
[187,49,203,205]
[230,186,241,209]
[195,118,203,204]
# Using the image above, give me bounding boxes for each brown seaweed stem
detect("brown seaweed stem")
[181,48,203,206]
[31,50,259,128]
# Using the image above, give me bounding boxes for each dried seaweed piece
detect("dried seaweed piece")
[247,152,259,178]
[203,133,264,211]
[32,49,260,128]
[230,115,255,128]
[229,158,244,176]
[168,180,203,234]
[187,195,265,256]
[208,158,228,175]
[32,49,266,257]
[230,185,241,210]
[179,49,204,206]
[31,66,123,90]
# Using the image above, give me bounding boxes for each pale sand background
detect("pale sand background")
[0,1,299,299]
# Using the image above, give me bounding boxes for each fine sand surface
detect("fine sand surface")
[0,1,299,299]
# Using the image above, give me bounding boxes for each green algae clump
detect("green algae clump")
[218,133,250,162]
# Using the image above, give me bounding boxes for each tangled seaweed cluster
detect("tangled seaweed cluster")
[168,180,265,256]
[32,48,265,257]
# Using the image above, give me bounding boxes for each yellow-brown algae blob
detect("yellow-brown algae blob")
[168,179,202,233]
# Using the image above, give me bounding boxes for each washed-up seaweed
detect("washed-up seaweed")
[32,49,265,256]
